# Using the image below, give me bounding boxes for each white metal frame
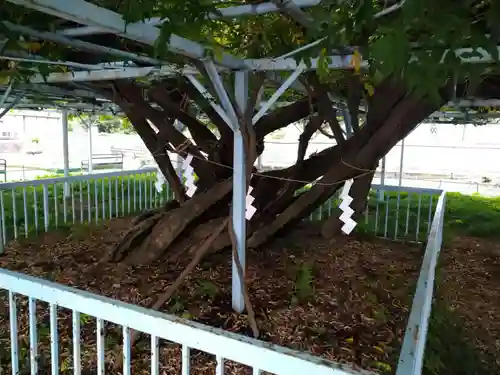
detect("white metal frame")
[0,267,370,375]
[0,0,469,373]
[0,167,445,375]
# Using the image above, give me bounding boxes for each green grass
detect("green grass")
[307,190,500,242]
[422,265,500,375]
[0,172,175,244]
[443,192,500,238]
[308,189,438,242]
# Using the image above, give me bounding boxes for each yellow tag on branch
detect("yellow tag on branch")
[19,41,43,53]
[350,49,362,73]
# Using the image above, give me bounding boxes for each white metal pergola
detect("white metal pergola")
[0,2,499,374]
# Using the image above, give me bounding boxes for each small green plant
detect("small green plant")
[293,262,314,303]
[168,296,185,314]
[31,137,39,144]
[372,361,392,374]
[60,350,72,373]
[196,280,219,299]
[38,323,50,338]
[80,313,92,325]
[70,223,94,240]
[105,334,119,350]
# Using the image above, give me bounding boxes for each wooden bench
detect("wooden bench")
[81,154,123,172]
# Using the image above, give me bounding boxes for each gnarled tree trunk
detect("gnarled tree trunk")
[92,74,440,266]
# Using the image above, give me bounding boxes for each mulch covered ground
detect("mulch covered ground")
[438,236,500,367]
[0,218,427,374]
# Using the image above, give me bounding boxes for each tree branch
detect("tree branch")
[308,75,345,144]
[346,74,363,132]
[122,110,186,203]
[148,84,218,155]
[254,98,311,139]
[115,82,219,186]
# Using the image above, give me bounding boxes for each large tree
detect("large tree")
[1,0,500,267]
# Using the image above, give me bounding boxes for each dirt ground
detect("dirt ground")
[437,236,500,368]
[0,217,496,374]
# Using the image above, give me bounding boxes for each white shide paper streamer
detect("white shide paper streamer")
[182,154,197,197]
[245,186,257,220]
[154,163,166,193]
[338,179,357,235]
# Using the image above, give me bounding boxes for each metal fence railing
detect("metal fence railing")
[0,169,442,251]
[0,169,446,375]
[0,168,174,250]
[396,190,446,375]
[310,185,442,242]
[0,268,369,375]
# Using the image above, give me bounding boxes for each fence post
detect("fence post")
[399,139,405,186]
[43,184,49,232]
[62,110,70,197]
[88,121,93,173]
[378,156,386,200]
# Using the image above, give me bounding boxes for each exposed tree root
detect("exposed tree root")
[108,179,232,264]
[106,212,164,263]
[128,218,230,345]
[167,218,227,263]
[228,221,259,338]
[130,200,179,226]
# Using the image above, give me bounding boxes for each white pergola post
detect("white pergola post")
[62,110,70,196]
[399,139,405,186]
[88,120,93,173]
[231,71,248,313]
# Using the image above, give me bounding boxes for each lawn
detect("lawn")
[0,172,170,244]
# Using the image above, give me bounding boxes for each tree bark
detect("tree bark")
[98,75,441,266]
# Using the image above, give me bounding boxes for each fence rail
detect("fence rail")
[0,168,172,250]
[0,268,370,375]
[0,169,442,251]
[0,169,445,375]
[396,190,446,375]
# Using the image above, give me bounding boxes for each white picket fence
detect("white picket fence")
[0,169,446,375]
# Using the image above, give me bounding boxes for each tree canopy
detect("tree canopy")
[1,0,500,266]
[1,0,500,107]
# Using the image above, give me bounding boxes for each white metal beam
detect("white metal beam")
[7,0,245,69]
[247,55,357,71]
[1,98,122,114]
[3,22,160,66]
[451,98,500,107]
[232,71,249,313]
[58,0,321,37]
[28,65,197,84]
[185,75,233,128]
[4,83,98,100]
[249,45,500,71]
[203,60,239,130]
[253,62,306,124]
